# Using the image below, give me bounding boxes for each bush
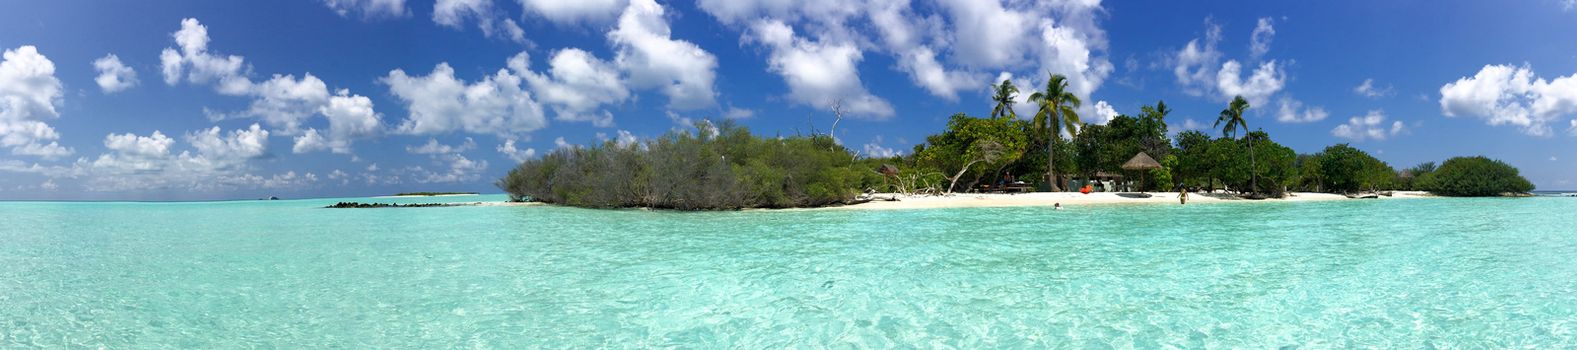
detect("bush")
[1422,156,1533,196]
[496,121,879,210]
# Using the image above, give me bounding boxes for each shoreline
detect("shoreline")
[373,193,482,198]
[831,191,1435,210]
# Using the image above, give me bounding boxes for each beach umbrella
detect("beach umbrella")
[1121,152,1162,193]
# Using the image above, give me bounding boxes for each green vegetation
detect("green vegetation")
[393,192,479,196]
[1415,156,1534,196]
[497,121,880,210]
[497,82,1536,209]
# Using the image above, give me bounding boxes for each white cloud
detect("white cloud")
[724,106,755,119]
[382,53,547,136]
[1332,110,1405,142]
[433,0,526,43]
[867,0,979,100]
[748,19,894,118]
[1570,119,1577,135]
[1214,59,1286,108]
[161,19,381,153]
[1439,64,1577,137]
[496,139,536,162]
[519,0,627,25]
[553,136,574,149]
[521,49,629,126]
[93,54,138,93]
[104,130,174,158]
[861,135,901,158]
[0,45,73,159]
[1172,19,1286,107]
[187,123,270,161]
[160,19,249,91]
[71,125,283,192]
[1249,17,1275,59]
[608,0,718,110]
[294,90,383,154]
[614,130,638,147]
[1275,97,1329,123]
[1087,100,1119,125]
[1354,78,1393,98]
[322,0,408,18]
[406,137,476,154]
[698,0,1110,115]
[416,154,489,183]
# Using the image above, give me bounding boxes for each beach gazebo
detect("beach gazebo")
[1121,152,1162,194]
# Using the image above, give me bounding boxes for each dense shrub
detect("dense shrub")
[1421,156,1534,196]
[496,121,880,210]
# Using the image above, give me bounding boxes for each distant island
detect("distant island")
[498,75,1535,211]
[391,192,479,197]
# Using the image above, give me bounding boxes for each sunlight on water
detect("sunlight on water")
[2,195,1575,347]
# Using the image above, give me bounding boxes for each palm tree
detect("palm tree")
[1215,96,1256,194]
[1028,73,1082,192]
[1154,100,1171,123]
[1215,96,1249,139]
[990,79,1018,120]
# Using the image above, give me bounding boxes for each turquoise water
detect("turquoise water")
[2,195,1576,348]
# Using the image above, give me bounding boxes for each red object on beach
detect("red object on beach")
[1080,185,1092,194]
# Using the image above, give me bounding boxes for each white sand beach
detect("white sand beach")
[840,191,1434,210]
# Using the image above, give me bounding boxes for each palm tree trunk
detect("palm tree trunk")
[1046,112,1062,192]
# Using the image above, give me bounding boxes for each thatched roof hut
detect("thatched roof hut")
[1121,152,1162,171]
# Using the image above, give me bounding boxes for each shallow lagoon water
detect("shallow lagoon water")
[2,195,1575,347]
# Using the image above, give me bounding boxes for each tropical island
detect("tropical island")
[498,74,1535,210]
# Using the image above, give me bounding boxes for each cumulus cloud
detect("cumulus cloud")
[406,137,476,154]
[496,138,536,162]
[521,49,628,126]
[519,0,627,25]
[383,53,547,135]
[861,135,901,158]
[433,0,526,43]
[608,0,718,110]
[724,106,755,119]
[1087,100,1119,125]
[698,0,1109,115]
[160,18,249,91]
[69,125,286,192]
[0,45,73,159]
[1275,97,1328,123]
[1249,17,1275,59]
[93,54,138,93]
[1439,64,1577,137]
[161,19,382,154]
[1332,110,1405,142]
[322,0,408,18]
[1354,78,1393,98]
[748,19,894,118]
[1172,18,1287,108]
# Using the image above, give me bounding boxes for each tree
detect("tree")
[1317,144,1392,194]
[1028,73,1082,191]
[1215,96,1250,139]
[914,114,1029,194]
[1174,130,1214,190]
[990,79,1018,120]
[1424,156,1533,196]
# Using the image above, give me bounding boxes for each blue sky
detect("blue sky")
[2,0,1576,200]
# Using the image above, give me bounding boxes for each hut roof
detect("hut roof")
[1121,152,1162,170]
